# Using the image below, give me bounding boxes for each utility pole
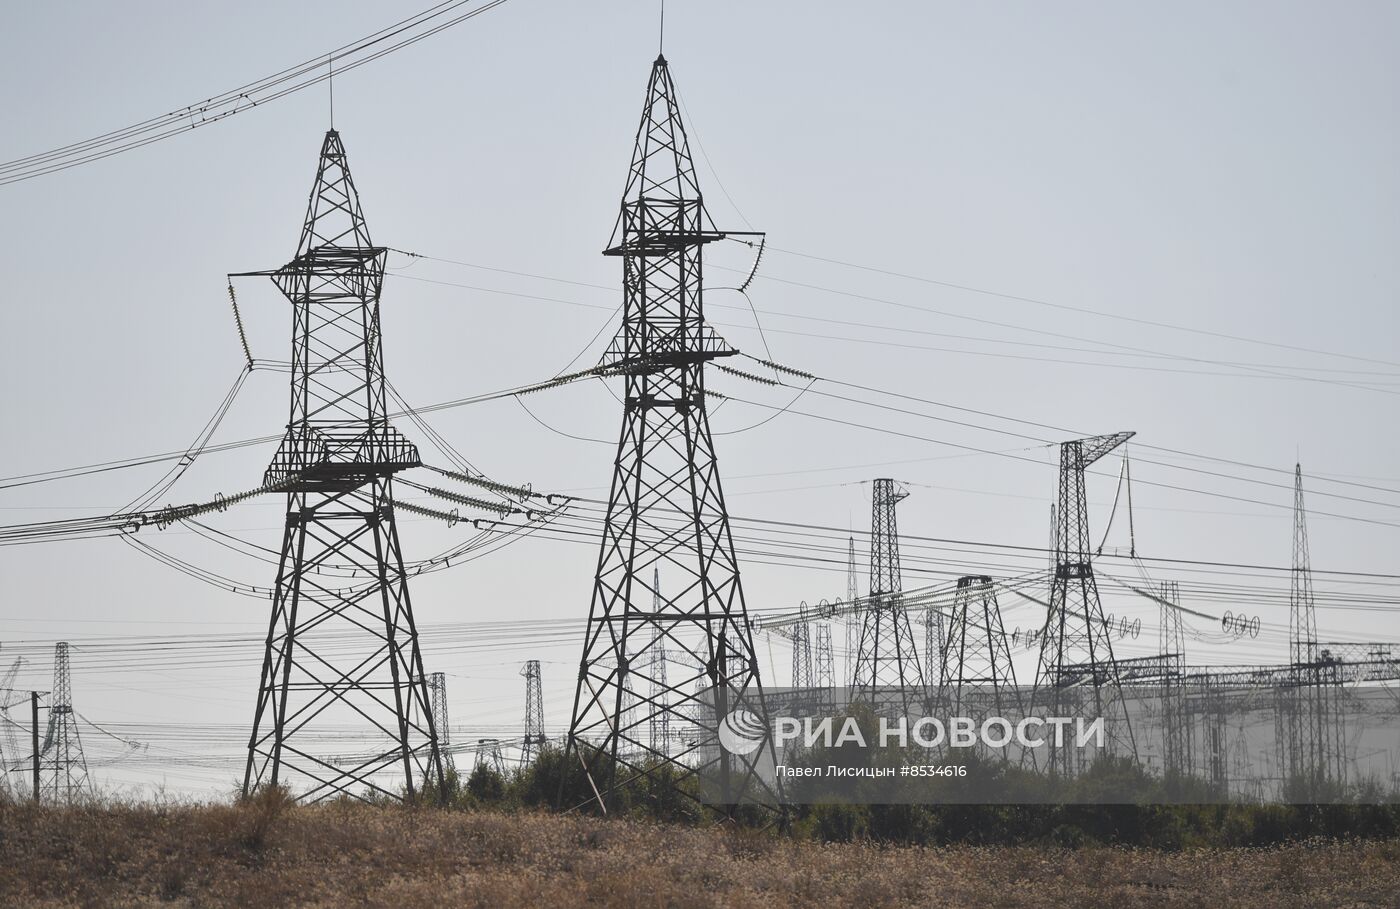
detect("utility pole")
[241,128,443,804]
[560,54,782,818]
[1031,433,1138,775]
[853,479,924,713]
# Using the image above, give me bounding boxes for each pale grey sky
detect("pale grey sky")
[0,1,1397,795]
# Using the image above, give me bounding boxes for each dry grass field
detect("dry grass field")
[2,796,1398,908]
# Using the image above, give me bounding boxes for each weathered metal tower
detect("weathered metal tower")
[1032,433,1137,774]
[521,660,545,765]
[939,576,1022,727]
[561,56,781,814]
[242,129,443,803]
[40,643,89,803]
[429,672,454,777]
[853,479,925,707]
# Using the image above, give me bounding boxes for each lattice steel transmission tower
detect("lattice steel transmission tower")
[429,672,454,777]
[521,660,545,765]
[648,570,670,757]
[791,607,814,689]
[561,56,781,814]
[853,479,925,713]
[844,536,860,687]
[40,643,89,803]
[242,129,443,803]
[1158,581,1190,783]
[814,621,835,696]
[939,576,1022,724]
[1279,463,1343,796]
[1290,464,1319,665]
[1032,433,1137,774]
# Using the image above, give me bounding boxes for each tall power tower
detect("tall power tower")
[791,607,814,689]
[844,536,860,687]
[40,643,89,803]
[853,479,924,707]
[1032,433,1137,774]
[813,621,835,697]
[1158,581,1190,783]
[429,672,454,777]
[242,129,443,803]
[1289,464,1319,665]
[939,576,1021,722]
[561,55,781,814]
[648,570,670,757]
[521,660,545,765]
[1280,463,1342,796]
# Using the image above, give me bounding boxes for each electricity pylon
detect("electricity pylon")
[429,672,454,777]
[939,576,1022,725]
[241,129,443,803]
[40,643,89,803]
[1031,433,1137,774]
[791,607,814,689]
[844,536,860,687]
[853,479,924,712]
[521,660,545,765]
[561,55,782,815]
[813,621,835,696]
[648,570,670,757]
[1280,463,1342,797]
[1158,581,1190,784]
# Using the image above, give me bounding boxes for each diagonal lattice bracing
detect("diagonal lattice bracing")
[242,130,443,804]
[561,57,783,818]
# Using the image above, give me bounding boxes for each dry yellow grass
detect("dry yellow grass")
[1,798,1398,907]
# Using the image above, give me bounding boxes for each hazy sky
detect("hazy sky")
[1,1,1397,796]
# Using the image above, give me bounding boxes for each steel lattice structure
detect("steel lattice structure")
[853,479,925,709]
[844,536,860,687]
[242,130,443,803]
[791,607,814,689]
[938,575,1022,729]
[1157,581,1191,784]
[1278,464,1345,797]
[813,621,835,696]
[429,672,454,777]
[1031,433,1138,774]
[560,56,782,815]
[648,570,670,757]
[40,643,89,803]
[521,660,545,765]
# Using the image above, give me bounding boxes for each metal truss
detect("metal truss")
[853,479,925,713]
[1031,433,1138,774]
[242,130,443,804]
[560,56,783,817]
